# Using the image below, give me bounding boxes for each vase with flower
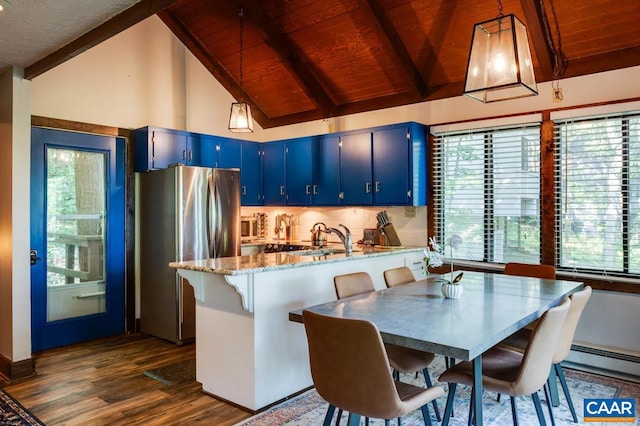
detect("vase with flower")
[424,235,464,298]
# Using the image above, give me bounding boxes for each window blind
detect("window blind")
[554,111,640,275]
[432,124,541,263]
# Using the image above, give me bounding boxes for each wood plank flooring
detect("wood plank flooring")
[1,333,253,425]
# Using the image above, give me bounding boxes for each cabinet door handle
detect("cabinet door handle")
[313,185,318,195]
[365,182,371,193]
[375,181,381,192]
[188,151,193,162]
[242,186,247,196]
[305,185,311,195]
[182,150,187,161]
[339,192,344,200]
[280,186,285,196]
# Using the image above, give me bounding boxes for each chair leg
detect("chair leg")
[422,368,442,421]
[421,404,434,426]
[555,363,578,423]
[324,404,336,426]
[442,383,457,426]
[510,396,519,426]
[531,392,547,426]
[347,413,361,426]
[547,368,560,407]
[543,383,556,426]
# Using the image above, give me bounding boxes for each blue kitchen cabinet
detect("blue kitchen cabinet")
[372,126,411,205]
[285,137,314,205]
[240,141,263,206]
[262,141,287,205]
[312,135,341,205]
[340,132,373,205]
[135,127,202,171]
[374,122,427,206]
[199,135,242,169]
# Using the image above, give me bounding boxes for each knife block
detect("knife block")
[381,223,402,246]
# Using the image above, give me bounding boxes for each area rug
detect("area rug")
[236,356,640,425]
[143,358,196,386]
[0,387,45,426]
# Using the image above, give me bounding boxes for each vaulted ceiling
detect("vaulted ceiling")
[6,0,640,129]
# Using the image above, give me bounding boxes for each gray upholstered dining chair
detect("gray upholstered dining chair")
[500,286,592,423]
[438,298,571,426]
[302,309,444,426]
[383,266,416,287]
[333,272,441,421]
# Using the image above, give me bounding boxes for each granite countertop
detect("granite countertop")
[170,245,424,276]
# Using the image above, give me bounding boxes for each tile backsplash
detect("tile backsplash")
[241,205,428,247]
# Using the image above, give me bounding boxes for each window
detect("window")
[432,124,541,264]
[555,112,640,275]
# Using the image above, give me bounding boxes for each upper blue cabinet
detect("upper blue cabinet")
[262,122,426,206]
[337,122,426,206]
[262,136,341,206]
[240,141,263,206]
[135,127,202,171]
[135,122,426,206]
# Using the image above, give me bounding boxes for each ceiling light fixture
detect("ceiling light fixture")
[228,7,254,133]
[463,0,537,103]
[0,0,12,12]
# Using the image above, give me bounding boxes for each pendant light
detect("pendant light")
[463,0,537,103]
[229,8,254,133]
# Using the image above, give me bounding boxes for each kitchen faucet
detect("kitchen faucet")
[325,224,353,256]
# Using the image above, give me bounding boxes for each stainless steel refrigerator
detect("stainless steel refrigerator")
[139,165,241,344]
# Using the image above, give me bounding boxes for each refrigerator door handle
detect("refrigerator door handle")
[207,173,214,258]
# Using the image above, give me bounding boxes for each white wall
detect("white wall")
[26,14,640,373]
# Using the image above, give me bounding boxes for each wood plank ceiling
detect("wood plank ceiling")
[27,0,640,129]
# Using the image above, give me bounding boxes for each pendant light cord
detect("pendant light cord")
[239,8,245,89]
[539,0,567,80]
[496,0,504,18]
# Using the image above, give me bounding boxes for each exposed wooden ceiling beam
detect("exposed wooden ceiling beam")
[157,9,270,126]
[563,46,640,79]
[24,0,180,80]
[520,0,555,82]
[235,0,336,118]
[357,0,426,101]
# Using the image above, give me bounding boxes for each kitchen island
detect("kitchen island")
[170,246,425,412]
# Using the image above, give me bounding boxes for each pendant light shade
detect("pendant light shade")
[229,102,254,132]
[464,14,537,103]
[229,8,254,133]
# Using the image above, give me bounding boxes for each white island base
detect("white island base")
[174,248,424,411]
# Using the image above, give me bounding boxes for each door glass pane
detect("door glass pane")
[46,148,106,322]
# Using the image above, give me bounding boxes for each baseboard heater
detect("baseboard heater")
[566,343,640,383]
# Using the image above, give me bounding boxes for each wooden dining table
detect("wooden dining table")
[289,270,584,426]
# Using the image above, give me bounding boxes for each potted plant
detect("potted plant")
[424,235,463,299]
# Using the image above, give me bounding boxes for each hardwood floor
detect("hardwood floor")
[1,334,253,425]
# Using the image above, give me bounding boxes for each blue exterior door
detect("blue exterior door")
[30,127,125,352]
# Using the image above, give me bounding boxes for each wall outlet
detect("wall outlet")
[404,206,416,217]
[552,87,563,103]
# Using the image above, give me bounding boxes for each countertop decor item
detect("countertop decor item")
[441,281,464,299]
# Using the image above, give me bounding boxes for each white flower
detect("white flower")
[423,237,444,269]
[448,234,463,250]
